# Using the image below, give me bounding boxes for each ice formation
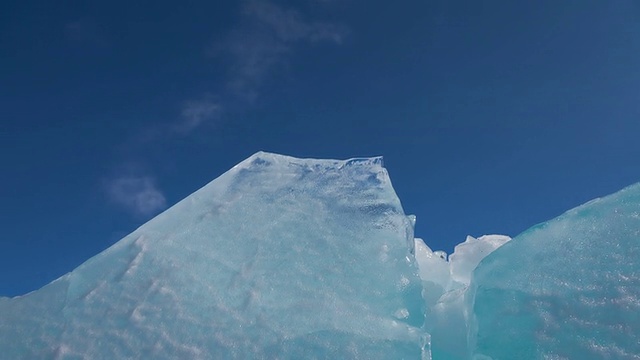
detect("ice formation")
[0,153,426,359]
[1,152,639,359]
[468,185,640,359]
[414,235,512,359]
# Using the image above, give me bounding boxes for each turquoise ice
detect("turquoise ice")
[469,184,640,359]
[1,152,639,359]
[0,153,426,359]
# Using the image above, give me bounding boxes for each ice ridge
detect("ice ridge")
[0,152,427,359]
[1,152,639,359]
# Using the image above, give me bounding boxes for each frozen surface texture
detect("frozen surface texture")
[414,235,511,359]
[2,152,639,359]
[449,235,511,288]
[469,184,640,359]
[0,152,426,359]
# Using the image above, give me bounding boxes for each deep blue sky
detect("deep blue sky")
[2,0,640,296]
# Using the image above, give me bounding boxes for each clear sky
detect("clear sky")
[2,0,640,297]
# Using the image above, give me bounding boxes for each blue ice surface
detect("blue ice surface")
[468,183,640,359]
[1,152,639,359]
[0,152,427,359]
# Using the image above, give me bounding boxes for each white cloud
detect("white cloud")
[211,0,348,98]
[107,176,167,217]
[244,0,345,43]
[178,96,222,134]
[105,1,346,219]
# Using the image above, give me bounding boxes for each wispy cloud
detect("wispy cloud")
[177,95,222,134]
[118,95,222,149]
[211,0,348,99]
[107,176,167,217]
[107,1,346,220]
[244,0,345,43]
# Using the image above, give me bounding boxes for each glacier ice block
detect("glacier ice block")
[0,152,427,359]
[469,184,640,359]
[3,151,639,360]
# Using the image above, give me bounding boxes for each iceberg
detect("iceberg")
[1,152,639,359]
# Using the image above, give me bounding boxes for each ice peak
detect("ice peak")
[0,152,424,359]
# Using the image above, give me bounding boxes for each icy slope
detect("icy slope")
[0,152,427,359]
[469,183,640,359]
[412,183,640,359]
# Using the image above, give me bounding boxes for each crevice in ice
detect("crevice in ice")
[413,233,511,359]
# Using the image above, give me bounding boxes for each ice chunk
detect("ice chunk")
[3,151,639,360]
[449,235,511,287]
[0,152,427,359]
[414,234,510,360]
[414,238,449,307]
[469,184,640,359]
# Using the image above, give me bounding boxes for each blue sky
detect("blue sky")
[2,0,640,296]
